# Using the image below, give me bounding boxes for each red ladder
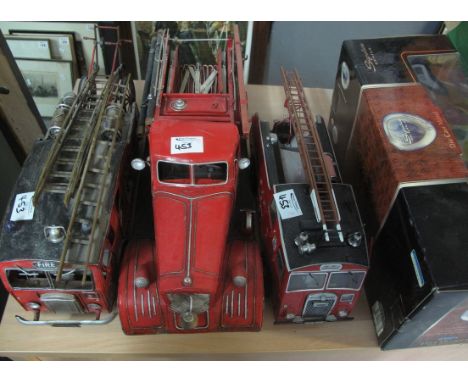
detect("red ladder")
[281,68,342,240]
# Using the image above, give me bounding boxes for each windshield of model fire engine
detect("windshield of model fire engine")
[287,272,327,292]
[158,161,227,185]
[7,268,94,290]
[194,163,227,184]
[327,271,365,290]
[158,162,191,184]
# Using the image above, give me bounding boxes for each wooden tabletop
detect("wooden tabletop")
[1,291,468,360]
[1,84,468,360]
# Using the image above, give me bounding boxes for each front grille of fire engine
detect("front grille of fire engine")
[40,293,83,313]
[303,293,337,319]
[167,293,210,314]
[167,293,210,330]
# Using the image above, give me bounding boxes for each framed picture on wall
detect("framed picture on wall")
[16,58,73,117]
[5,37,52,60]
[8,33,79,80]
[0,22,102,76]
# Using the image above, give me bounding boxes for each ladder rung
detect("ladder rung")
[89,168,105,174]
[56,158,76,164]
[71,238,90,245]
[50,170,72,178]
[61,146,80,152]
[66,132,84,138]
[44,187,66,194]
[97,141,112,146]
[84,183,100,189]
[64,136,82,141]
[81,200,97,207]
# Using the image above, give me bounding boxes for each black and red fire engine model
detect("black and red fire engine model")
[0,26,137,326]
[253,68,368,323]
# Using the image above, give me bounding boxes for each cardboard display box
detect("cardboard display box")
[327,35,454,182]
[365,183,468,350]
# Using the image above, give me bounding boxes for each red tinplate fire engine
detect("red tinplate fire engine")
[118,25,264,334]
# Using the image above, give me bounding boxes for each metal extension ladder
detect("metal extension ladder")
[281,67,342,242]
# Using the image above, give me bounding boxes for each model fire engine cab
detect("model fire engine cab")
[253,68,368,323]
[118,25,263,334]
[0,61,137,326]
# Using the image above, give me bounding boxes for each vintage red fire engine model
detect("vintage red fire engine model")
[0,27,137,326]
[252,68,368,323]
[117,25,264,334]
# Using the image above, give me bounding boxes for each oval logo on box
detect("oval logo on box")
[340,61,350,90]
[383,113,436,151]
[320,263,342,272]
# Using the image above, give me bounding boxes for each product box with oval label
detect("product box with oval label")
[327,35,455,183]
[354,84,467,230]
[365,183,468,350]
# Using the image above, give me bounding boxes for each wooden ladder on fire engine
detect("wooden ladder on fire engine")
[281,67,343,242]
[48,73,130,282]
[37,84,105,205]
[33,76,98,205]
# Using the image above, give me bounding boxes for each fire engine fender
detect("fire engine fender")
[117,238,165,335]
[117,238,264,333]
[221,240,264,331]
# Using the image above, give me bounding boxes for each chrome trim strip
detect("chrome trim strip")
[153,190,233,201]
[15,311,118,326]
[185,200,193,277]
[148,290,152,318]
[152,296,157,316]
[186,199,193,280]
[230,290,234,318]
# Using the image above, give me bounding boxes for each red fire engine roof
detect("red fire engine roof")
[149,119,240,163]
